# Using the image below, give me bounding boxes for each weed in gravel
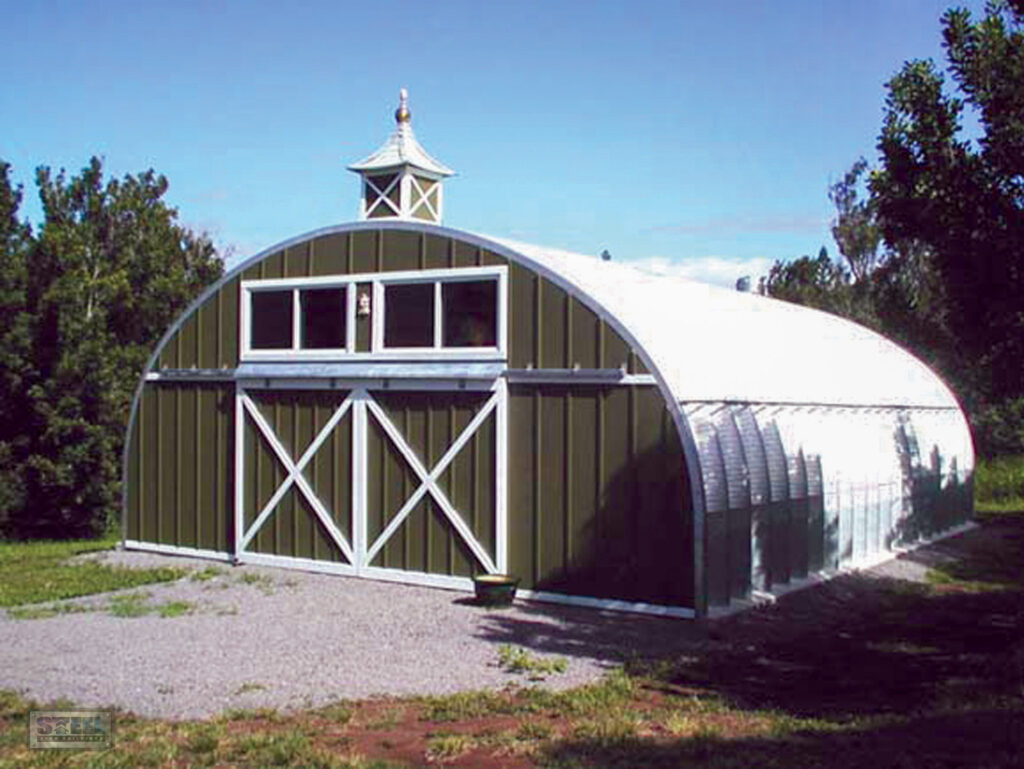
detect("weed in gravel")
[424,732,474,762]
[234,681,269,696]
[237,571,276,594]
[6,601,90,620]
[107,591,152,618]
[189,566,225,582]
[497,644,568,680]
[157,600,194,618]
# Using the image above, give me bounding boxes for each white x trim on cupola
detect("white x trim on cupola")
[408,175,439,221]
[238,390,355,563]
[364,392,499,574]
[365,175,401,217]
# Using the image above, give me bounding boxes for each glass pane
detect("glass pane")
[384,283,434,348]
[250,290,293,349]
[300,287,346,349]
[443,280,497,347]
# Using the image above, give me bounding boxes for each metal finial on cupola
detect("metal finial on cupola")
[348,89,453,223]
[395,88,411,124]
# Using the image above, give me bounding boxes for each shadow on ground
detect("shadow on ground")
[540,708,1024,769]
[473,514,1024,767]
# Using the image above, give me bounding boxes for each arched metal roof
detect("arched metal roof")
[489,236,962,410]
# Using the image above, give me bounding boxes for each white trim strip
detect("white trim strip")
[494,377,508,573]
[352,389,369,570]
[237,550,359,576]
[146,370,236,382]
[234,383,245,562]
[360,566,475,592]
[505,370,656,386]
[239,393,356,564]
[123,540,233,562]
[517,589,697,619]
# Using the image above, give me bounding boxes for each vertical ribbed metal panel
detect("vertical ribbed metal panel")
[509,385,690,606]
[128,383,234,552]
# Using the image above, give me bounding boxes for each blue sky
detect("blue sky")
[1,1,984,286]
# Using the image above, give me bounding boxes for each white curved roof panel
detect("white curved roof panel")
[487,236,960,410]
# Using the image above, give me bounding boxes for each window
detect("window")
[443,281,496,347]
[377,271,503,353]
[384,283,434,347]
[244,283,351,355]
[301,287,347,349]
[242,265,506,360]
[250,290,293,349]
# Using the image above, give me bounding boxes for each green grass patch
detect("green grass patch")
[497,644,568,679]
[0,538,186,607]
[6,601,91,620]
[108,591,152,617]
[975,454,1024,507]
[190,565,225,582]
[157,600,194,618]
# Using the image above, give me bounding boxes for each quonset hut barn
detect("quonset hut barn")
[122,91,974,618]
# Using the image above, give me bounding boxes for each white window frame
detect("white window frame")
[371,266,507,361]
[240,265,508,362]
[241,277,357,360]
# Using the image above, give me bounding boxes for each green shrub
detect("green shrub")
[975,455,1024,504]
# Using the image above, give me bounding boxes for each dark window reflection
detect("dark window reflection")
[384,283,434,347]
[443,281,497,347]
[301,287,346,349]
[250,290,293,349]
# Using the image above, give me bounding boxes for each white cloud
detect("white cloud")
[625,255,775,290]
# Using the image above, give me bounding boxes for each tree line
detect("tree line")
[0,3,1019,542]
[0,158,222,539]
[764,1,1024,458]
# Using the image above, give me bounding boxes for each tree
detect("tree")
[0,156,223,538]
[0,163,34,525]
[869,0,1024,401]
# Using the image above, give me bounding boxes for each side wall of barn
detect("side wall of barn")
[685,402,974,609]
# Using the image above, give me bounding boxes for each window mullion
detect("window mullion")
[434,281,443,349]
[293,289,301,350]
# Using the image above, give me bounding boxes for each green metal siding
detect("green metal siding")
[125,383,233,551]
[507,384,692,606]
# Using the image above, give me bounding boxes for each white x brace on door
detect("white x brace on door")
[233,380,507,589]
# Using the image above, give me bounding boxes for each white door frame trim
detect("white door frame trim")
[363,392,499,574]
[238,388,356,564]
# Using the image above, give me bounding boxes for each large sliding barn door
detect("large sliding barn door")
[234,381,506,587]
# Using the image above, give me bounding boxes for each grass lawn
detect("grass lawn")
[0,538,185,608]
[0,509,1022,767]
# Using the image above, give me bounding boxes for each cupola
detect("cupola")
[348,89,454,224]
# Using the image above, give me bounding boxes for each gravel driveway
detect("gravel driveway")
[0,550,696,720]
[0,529,973,721]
